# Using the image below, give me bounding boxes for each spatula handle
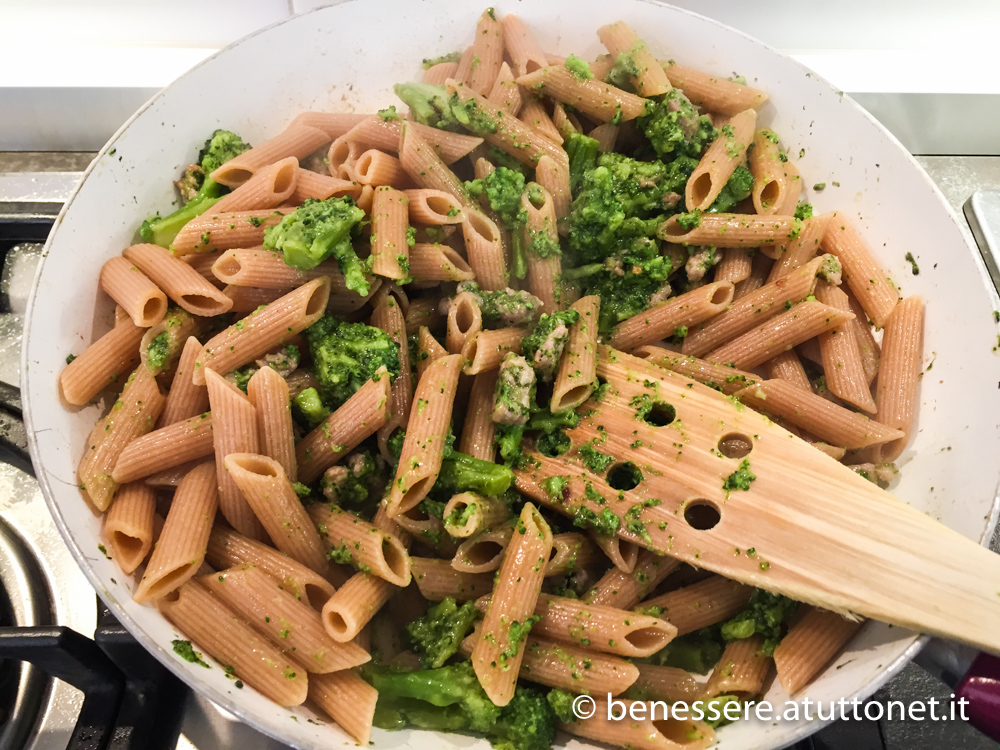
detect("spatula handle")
[955,652,1000,740]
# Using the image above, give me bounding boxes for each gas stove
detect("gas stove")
[0,158,996,750]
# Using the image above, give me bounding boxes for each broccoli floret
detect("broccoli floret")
[437,451,514,497]
[642,628,725,674]
[139,129,251,247]
[580,237,676,333]
[564,54,594,81]
[423,52,463,70]
[449,91,501,136]
[465,167,529,278]
[526,409,580,433]
[394,82,464,132]
[605,49,641,91]
[567,152,693,263]
[546,690,578,724]
[720,590,799,655]
[522,311,580,381]
[495,424,525,468]
[406,597,481,668]
[637,89,717,161]
[262,197,368,291]
[708,165,755,213]
[146,332,171,372]
[794,201,814,220]
[370,662,557,750]
[571,505,620,536]
[322,451,377,511]
[564,133,600,196]
[292,386,332,429]
[227,364,257,393]
[457,282,542,328]
[535,430,571,458]
[305,314,401,409]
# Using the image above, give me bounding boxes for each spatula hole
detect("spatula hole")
[641,402,676,427]
[607,462,643,491]
[718,433,753,459]
[684,500,721,530]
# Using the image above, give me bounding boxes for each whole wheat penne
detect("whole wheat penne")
[461,210,508,291]
[140,308,205,376]
[598,22,671,96]
[751,130,793,215]
[874,296,924,461]
[344,117,484,166]
[584,550,681,609]
[641,575,753,635]
[814,281,877,411]
[704,635,771,698]
[609,280,734,351]
[453,45,476,86]
[410,243,475,283]
[159,581,308,706]
[386,354,463,516]
[514,67,648,123]
[518,97,563,145]
[487,61,522,115]
[466,8,504,95]
[99,256,167,327]
[171,209,287,256]
[560,696,716,750]
[210,124,329,188]
[535,153,571,222]
[773,607,865,695]
[327,135,363,179]
[112,411,213,483]
[370,186,411,280]
[682,255,826,357]
[353,149,411,188]
[446,291,484,354]
[201,565,369,674]
[404,188,465,225]
[78,366,166,511]
[225,453,328,573]
[663,60,768,116]
[549,295,599,412]
[134,462,218,603]
[734,379,904,449]
[461,327,528,375]
[588,122,618,152]
[370,287,413,459]
[222,284,290,312]
[398,123,477,210]
[203,370,266,540]
[206,525,335,611]
[633,664,703,703]
[309,503,409,585]
[60,318,145,406]
[473,503,553,706]
[423,60,459,85]
[733,251,774,302]
[633,347,759,395]
[530,593,677,657]
[442,492,510,538]
[706,300,853,369]
[659,213,798,248]
[501,14,548,78]
[211,248,364,293]
[290,169,363,203]
[308,670,378,745]
[158,336,209,426]
[453,521,514,573]
[245,366,297,481]
[412,556,494,601]
[288,111,368,140]
[458,369,499,461]
[772,160,803,216]
[521,183,562,312]
[462,629,639,696]
[766,213,830,270]
[416,325,449,378]
[546,533,601,576]
[296,371,392,484]
[594,533,640,574]
[846,290,881,383]
[211,156,299,213]
[103,481,156,575]
[686,109,756,210]
[123,243,234,317]
[766,349,811,391]
[183,250,224,283]
[715,248,754,284]
[192,277,329,385]
[821,215,899,327]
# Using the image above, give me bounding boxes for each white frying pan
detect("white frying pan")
[21,1,1000,748]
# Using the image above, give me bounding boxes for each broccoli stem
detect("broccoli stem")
[511,229,528,280]
[437,451,514,497]
[560,263,604,281]
[139,178,225,248]
[564,133,600,195]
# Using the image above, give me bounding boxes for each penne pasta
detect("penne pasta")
[458,369,499,461]
[641,575,753,635]
[60,317,145,406]
[609,280,734,351]
[549,295,599,413]
[210,124,329,188]
[704,635,771,699]
[598,22,671,96]
[659,212,799,249]
[416,325,449,379]
[246,366,297,481]
[308,670,378,745]
[442,492,510,538]
[369,186,411,281]
[410,243,475,282]
[585,550,681,609]
[412,556,495,601]
[103,481,156,575]
[814,281,877,412]
[171,209,287,256]
[560,696,716,750]
[461,327,528,375]
[112,411,213,483]
[663,60,769,115]
[514,67,648,123]
[211,156,299,213]
[404,188,465,225]
[466,8,504,96]
[99,256,167,327]
[873,296,924,460]
[821,215,899,328]
[309,503,410,586]
[773,607,865,695]
[521,183,563,312]
[140,308,205,377]
[686,109,757,210]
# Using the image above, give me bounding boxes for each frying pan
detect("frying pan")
[21,1,1000,747]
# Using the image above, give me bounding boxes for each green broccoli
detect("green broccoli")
[641,628,725,674]
[571,505,620,536]
[437,451,515,497]
[394,82,464,132]
[262,197,368,292]
[546,690,578,724]
[719,590,799,655]
[522,311,580,381]
[305,314,401,409]
[794,201,814,220]
[564,133,600,196]
[564,54,594,81]
[708,165,755,213]
[526,409,580,433]
[371,662,557,750]
[636,89,717,161]
[322,451,377,512]
[140,129,251,247]
[495,424,526,467]
[465,167,529,278]
[423,52,462,70]
[567,152,694,263]
[535,430,571,458]
[146,332,171,372]
[292,386,331,429]
[457,282,542,328]
[406,597,481,668]
[580,237,677,332]
[605,49,641,91]
[227,364,257,393]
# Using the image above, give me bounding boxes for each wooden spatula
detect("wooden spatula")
[513,346,1000,654]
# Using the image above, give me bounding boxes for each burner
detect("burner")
[0,515,51,750]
